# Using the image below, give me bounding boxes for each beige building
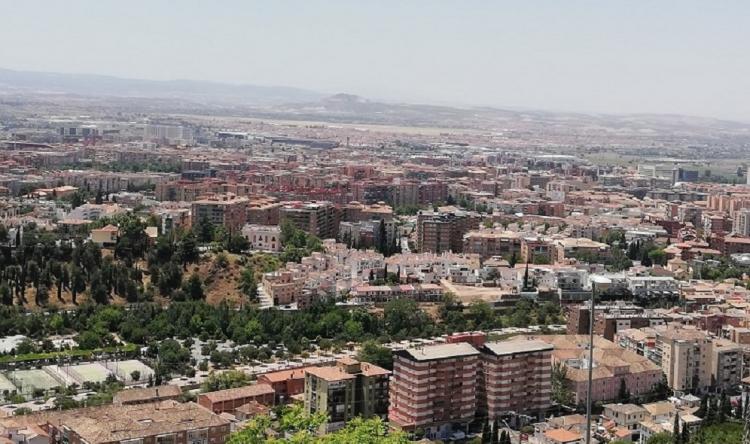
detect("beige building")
[90,224,119,247]
[656,326,711,393]
[602,403,647,433]
[655,326,741,393]
[304,358,389,432]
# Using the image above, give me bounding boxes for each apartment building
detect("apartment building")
[261,270,305,305]
[478,339,553,420]
[389,342,480,440]
[280,201,339,239]
[554,238,610,264]
[521,237,554,264]
[246,197,281,225]
[41,400,230,444]
[655,327,706,393]
[416,209,481,253]
[710,339,743,390]
[567,303,669,341]
[462,230,522,261]
[304,358,390,432]
[191,194,249,231]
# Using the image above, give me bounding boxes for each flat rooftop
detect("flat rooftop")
[482,339,553,356]
[398,342,479,362]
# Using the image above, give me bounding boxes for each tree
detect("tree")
[183,274,205,301]
[0,283,11,306]
[202,370,249,392]
[617,378,631,403]
[70,265,86,305]
[226,234,249,254]
[509,251,517,268]
[238,267,257,301]
[646,432,673,444]
[705,394,716,424]
[357,341,393,370]
[35,284,49,306]
[227,405,407,444]
[130,370,141,382]
[490,419,499,444]
[673,413,681,444]
[551,361,574,406]
[481,421,491,444]
[383,298,434,339]
[195,217,215,244]
[718,391,730,423]
[177,233,199,266]
[648,248,667,266]
[377,219,388,256]
[467,300,495,330]
[680,422,689,444]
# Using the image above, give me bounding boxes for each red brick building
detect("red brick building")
[389,342,480,439]
[477,339,553,420]
[197,384,275,414]
[256,367,309,404]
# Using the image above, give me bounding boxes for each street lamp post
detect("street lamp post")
[585,276,611,444]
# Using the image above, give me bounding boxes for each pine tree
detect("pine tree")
[491,419,499,444]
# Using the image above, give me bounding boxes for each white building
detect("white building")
[241,224,282,252]
[626,276,679,298]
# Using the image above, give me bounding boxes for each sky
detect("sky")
[2,1,750,121]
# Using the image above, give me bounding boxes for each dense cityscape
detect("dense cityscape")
[2,2,750,444]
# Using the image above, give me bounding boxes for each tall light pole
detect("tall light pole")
[586,276,610,444]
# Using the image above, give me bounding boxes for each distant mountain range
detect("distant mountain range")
[0,67,325,105]
[1,67,748,134]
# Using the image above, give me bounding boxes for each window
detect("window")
[157,434,176,444]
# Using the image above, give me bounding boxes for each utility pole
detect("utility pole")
[743,389,750,444]
[586,276,611,444]
[585,281,595,444]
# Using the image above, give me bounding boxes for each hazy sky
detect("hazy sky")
[3,1,749,120]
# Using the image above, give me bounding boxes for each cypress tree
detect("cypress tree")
[672,414,681,444]
[481,421,491,444]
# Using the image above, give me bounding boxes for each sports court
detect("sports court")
[6,369,60,394]
[0,373,16,393]
[105,360,154,383]
[68,363,113,384]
